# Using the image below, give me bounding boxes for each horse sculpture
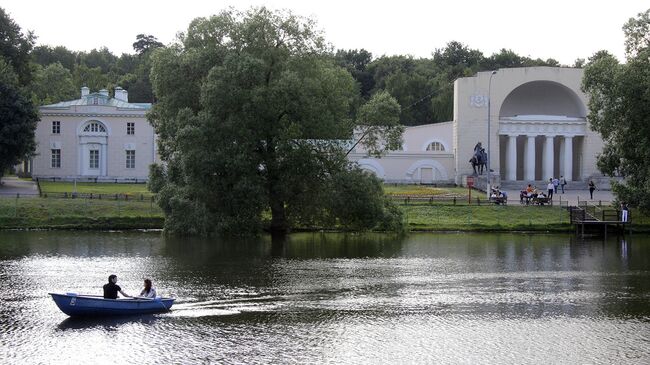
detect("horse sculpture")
[469,143,487,175]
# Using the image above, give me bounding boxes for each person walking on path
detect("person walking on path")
[547,179,554,199]
[560,176,567,194]
[552,177,559,194]
[588,180,596,199]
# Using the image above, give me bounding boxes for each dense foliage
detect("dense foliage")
[0,9,39,178]
[147,8,404,235]
[582,9,650,211]
[0,60,38,178]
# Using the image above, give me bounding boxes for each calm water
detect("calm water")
[0,231,649,364]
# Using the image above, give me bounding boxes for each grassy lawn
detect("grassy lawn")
[0,196,163,229]
[383,184,469,198]
[400,203,570,231]
[39,181,153,197]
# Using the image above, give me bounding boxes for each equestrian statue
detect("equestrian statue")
[469,142,487,175]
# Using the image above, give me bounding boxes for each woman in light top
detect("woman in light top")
[139,278,157,299]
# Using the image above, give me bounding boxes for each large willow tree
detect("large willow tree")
[148,8,403,236]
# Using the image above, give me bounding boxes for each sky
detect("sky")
[3,0,648,64]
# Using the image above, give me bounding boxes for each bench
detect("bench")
[490,196,507,205]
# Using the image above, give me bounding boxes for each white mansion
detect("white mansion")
[29,67,603,186]
[30,87,156,181]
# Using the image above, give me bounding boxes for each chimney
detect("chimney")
[99,89,109,97]
[81,86,89,97]
[114,86,128,102]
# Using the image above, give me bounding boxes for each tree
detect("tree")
[582,8,650,211]
[132,34,164,55]
[335,49,374,98]
[72,64,110,91]
[80,47,118,74]
[148,7,403,236]
[31,45,78,71]
[623,9,650,57]
[0,59,38,178]
[0,7,35,86]
[31,62,77,105]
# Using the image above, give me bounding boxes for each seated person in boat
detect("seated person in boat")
[139,278,157,299]
[103,274,131,299]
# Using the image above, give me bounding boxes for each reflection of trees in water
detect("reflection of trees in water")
[0,230,165,258]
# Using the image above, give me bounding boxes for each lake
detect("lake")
[0,231,649,364]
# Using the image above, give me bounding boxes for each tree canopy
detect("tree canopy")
[582,8,650,211]
[0,7,34,86]
[0,8,39,178]
[148,7,404,235]
[0,59,38,178]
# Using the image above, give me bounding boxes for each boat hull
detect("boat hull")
[49,293,174,317]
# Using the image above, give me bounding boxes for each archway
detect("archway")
[498,81,587,182]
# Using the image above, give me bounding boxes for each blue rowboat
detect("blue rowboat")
[49,293,175,317]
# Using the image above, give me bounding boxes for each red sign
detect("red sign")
[466,176,474,187]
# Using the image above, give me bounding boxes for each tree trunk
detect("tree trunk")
[265,139,288,235]
[268,180,288,235]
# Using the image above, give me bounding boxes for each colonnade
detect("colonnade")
[503,134,574,181]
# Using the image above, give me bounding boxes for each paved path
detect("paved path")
[499,187,614,206]
[0,176,38,196]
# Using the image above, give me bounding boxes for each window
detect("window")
[127,122,135,135]
[83,122,106,133]
[126,150,135,169]
[51,149,61,168]
[426,142,445,152]
[89,150,99,169]
[52,121,60,134]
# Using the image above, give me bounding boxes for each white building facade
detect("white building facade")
[29,67,603,186]
[32,87,155,181]
[353,67,604,186]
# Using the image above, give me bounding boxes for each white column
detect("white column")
[558,138,565,176]
[525,135,536,181]
[507,135,517,181]
[564,136,573,182]
[101,143,107,176]
[543,135,554,180]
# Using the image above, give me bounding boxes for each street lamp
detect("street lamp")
[486,70,497,200]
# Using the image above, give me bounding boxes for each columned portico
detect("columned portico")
[498,116,586,181]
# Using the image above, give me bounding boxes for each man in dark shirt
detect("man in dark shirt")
[103,274,131,299]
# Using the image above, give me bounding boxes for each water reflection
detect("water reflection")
[0,231,649,364]
[57,314,159,331]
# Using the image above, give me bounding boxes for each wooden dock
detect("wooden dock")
[569,204,628,238]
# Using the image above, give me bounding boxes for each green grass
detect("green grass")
[401,203,571,231]
[0,196,163,229]
[383,185,469,197]
[39,181,152,197]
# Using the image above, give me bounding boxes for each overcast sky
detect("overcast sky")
[3,1,647,64]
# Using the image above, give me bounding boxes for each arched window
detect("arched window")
[425,141,445,151]
[83,122,106,133]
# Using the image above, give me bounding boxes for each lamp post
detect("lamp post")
[486,70,497,200]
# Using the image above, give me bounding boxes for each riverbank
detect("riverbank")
[0,197,163,230]
[0,195,635,233]
[1,184,648,232]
